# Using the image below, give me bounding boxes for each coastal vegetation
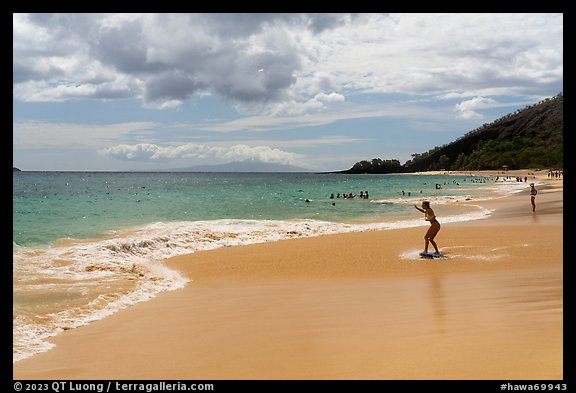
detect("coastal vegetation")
[342,93,563,173]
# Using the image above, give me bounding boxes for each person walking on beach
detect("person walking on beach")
[530,183,538,212]
[414,201,441,254]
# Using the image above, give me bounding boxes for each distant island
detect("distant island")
[159,161,309,173]
[13,167,22,172]
[341,93,563,174]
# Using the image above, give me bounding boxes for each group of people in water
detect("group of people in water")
[496,175,531,183]
[329,191,370,200]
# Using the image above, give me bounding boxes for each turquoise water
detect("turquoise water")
[13,171,497,246]
[14,171,507,362]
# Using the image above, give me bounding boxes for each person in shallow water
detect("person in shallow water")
[530,183,538,212]
[414,201,441,254]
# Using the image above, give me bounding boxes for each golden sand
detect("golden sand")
[13,171,563,380]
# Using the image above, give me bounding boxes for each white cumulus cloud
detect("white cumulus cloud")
[99,143,304,166]
[454,96,498,119]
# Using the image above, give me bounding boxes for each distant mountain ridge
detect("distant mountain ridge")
[342,93,563,173]
[12,162,309,173]
[163,161,309,173]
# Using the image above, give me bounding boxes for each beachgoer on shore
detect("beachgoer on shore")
[530,183,537,212]
[414,201,441,254]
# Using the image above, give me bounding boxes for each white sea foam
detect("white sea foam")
[13,206,493,363]
[372,194,476,205]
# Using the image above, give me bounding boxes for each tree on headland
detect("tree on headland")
[346,158,402,174]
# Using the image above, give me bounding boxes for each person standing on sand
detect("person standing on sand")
[414,201,441,254]
[530,183,538,212]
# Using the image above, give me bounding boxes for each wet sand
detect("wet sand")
[13,171,563,380]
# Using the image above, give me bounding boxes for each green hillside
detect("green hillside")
[342,93,563,174]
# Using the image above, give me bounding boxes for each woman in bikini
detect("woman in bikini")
[414,201,441,254]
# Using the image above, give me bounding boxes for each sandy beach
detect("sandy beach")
[13,170,564,380]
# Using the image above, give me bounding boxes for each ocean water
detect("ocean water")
[13,171,523,362]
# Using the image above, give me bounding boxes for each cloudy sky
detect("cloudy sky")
[13,13,563,171]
